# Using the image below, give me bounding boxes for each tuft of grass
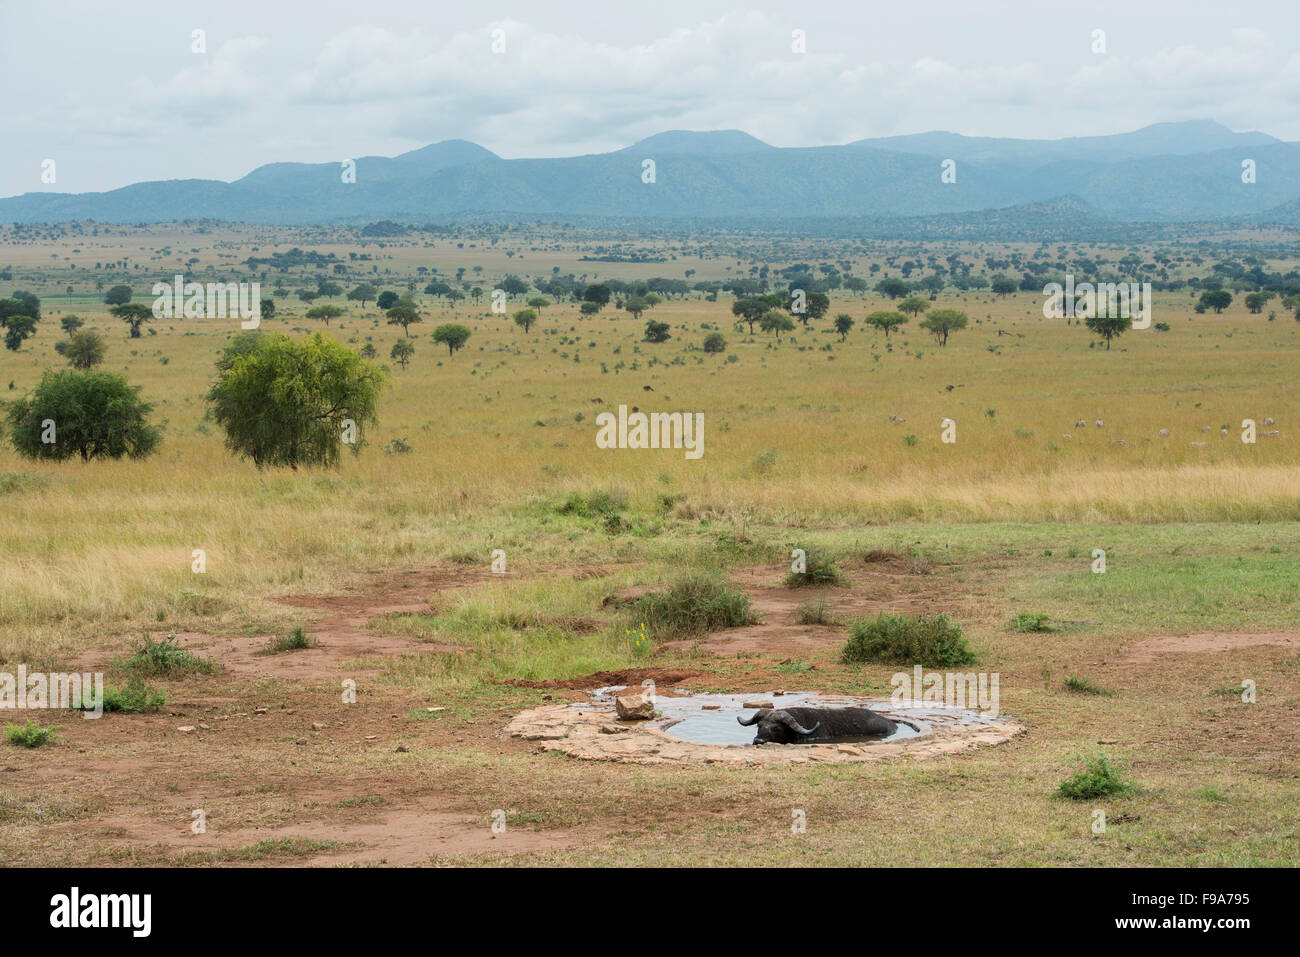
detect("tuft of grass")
[1056,755,1136,800]
[784,553,845,588]
[629,574,756,640]
[1064,675,1110,696]
[265,626,317,653]
[1009,612,1055,632]
[5,720,61,748]
[75,675,167,714]
[842,613,975,667]
[123,633,216,676]
[793,597,837,625]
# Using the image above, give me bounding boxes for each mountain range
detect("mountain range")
[2,121,1296,228]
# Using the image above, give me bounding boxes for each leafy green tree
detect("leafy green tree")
[583,284,612,308]
[111,303,152,338]
[760,310,795,341]
[306,304,344,326]
[919,308,968,346]
[625,296,648,320]
[991,278,1018,296]
[732,297,766,333]
[103,284,133,305]
[865,310,908,338]
[7,369,160,461]
[432,323,471,356]
[579,301,600,315]
[317,281,344,299]
[644,320,671,343]
[385,301,422,335]
[874,278,910,299]
[260,298,275,320]
[376,291,399,310]
[297,288,319,304]
[60,315,84,335]
[347,283,379,307]
[390,338,414,369]
[833,314,855,340]
[702,332,727,354]
[513,308,537,333]
[526,296,549,314]
[206,332,386,469]
[898,295,931,317]
[1085,314,1130,350]
[54,329,107,369]
[0,294,41,351]
[500,275,529,297]
[1198,290,1232,313]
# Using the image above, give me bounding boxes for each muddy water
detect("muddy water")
[587,688,1005,747]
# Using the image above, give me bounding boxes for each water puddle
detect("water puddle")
[580,688,1006,748]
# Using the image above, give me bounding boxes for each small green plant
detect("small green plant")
[775,658,813,674]
[123,633,216,676]
[785,553,845,588]
[630,574,757,640]
[266,626,317,653]
[627,621,653,657]
[842,613,975,667]
[5,720,61,748]
[83,675,167,713]
[1056,754,1136,800]
[793,597,836,625]
[1009,612,1054,633]
[1064,675,1109,696]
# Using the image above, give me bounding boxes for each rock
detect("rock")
[295,737,308,746]
[364,734,378,740]
[176,726,195,733]
[837,744,864,755]
[1098,738,1118,745]
[701,704,720,711]
[425,707,445,713]
[311,722,325,731]
[1157,429,1170,437]
[743,700,775,709]
[254,707,267,715]
[1075,420,1086,428]
[600,724,630,734]
[1264,417,1275,425]
[395,745,409,753]
[198,723,210,730]
[615,693,654,720]
[1095,420,1103,427]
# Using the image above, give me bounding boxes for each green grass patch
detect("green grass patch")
[629,573,757,639]
[842,613,975,667]
[784,553,846,587]
[265,626,317,653]
[5,719,61,748]
[1063,675,1110,696]
[1056,755,1136,800]
[122,634,216,676]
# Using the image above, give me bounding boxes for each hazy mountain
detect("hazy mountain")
[1,121,1296,227]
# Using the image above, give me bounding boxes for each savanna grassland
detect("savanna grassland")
[0,223,1297,867]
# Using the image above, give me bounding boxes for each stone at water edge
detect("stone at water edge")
[742,700,774,709]
[615,693,654,720]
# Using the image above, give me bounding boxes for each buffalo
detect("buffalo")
[737,706,898,745]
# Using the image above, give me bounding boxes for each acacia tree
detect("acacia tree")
[112,303,152,338]
[732,297,766,334]
[347,283,379,308]
[513,308,537,333]
[306,304,344,326]
[1085,314,1130,350]
[385,301,422,335]
[206,332,386,469]
[432,323,471,356]
[760,310,795,341]
[54,329,106,369]
[898,296,931,318]
[390,338,414,369]
[7,369,160,461]
[865,310,908,338]
[919,308,969,346]
[834,314,855,340]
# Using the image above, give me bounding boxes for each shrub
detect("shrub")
[1009,612,1054,632]
[1056,755,1135,800]
[100,676,167,713]
[123,634,216,676]
[630,574,756,639]
[784,553,845,587]
[794,597,836,625]
[7,369,161,461]
[842,613,975,667]
[266,627,317,654]
[5,720,61,748]
[1064,675,1109,696]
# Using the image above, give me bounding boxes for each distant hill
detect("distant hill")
[2,121,1296,228]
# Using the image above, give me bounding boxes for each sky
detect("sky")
[2,0,1299,198]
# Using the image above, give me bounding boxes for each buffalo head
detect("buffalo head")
[737,708,821,745]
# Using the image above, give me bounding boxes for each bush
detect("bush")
[6,369,161,461]
[123,634,216,676]
[630,574,757,639]
[100,676,167,713]
[1009,612,1054,632]
[1064,675,1109,696]
[794,597,836,625]
[5,720,61,748]
[785,553,845,588]
[842,613,975,667]
[1056,755,1135,800]
[266,627,317,654]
